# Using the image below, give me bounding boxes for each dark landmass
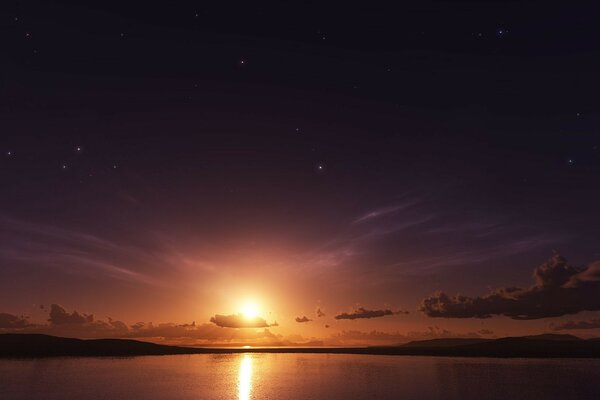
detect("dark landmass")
[2,333,600,358]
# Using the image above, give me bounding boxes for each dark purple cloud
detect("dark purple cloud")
[335,307,408,320]
[209,313,277,328]
[0,313,33,329]
[295,316,312,323]
[49,304,93,324]
[552,318,600,331]
[420,255,600,320]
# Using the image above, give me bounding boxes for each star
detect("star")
[240,59,246,65]
[76,146,82,152]
[568,159,574,165]
[61,164,68,169]
[24,32,31,39]
[6,151,12,156]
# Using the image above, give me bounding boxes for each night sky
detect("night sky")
[1,1,600,346]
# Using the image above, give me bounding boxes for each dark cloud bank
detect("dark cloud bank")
[552,318,600,331]
[335,307,409,320]
[209,314,277,328]
[0,313,32,329]
[421,255,600,320]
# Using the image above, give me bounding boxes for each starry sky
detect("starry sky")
[1,1,600,346]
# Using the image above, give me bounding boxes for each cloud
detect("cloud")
[353,203,414,224]
[478,329,494,335]
[330,326,482,345]
[49,304,94,325]
[209,313,276,328]
[316,307,326,317]
[552,318,600,331]
[0,305,130,338]
[0,304,290,346]
[334,307,408,320]
[295,316,312,323]
[0,216,175,287]
[0,313,33,329]
[420,254,600,320]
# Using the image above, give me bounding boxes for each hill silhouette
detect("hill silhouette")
[2,333,600,358]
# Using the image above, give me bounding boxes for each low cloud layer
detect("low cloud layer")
[0,305,292,346]
[295,316,312,323]
[421,255,600,320]
[0,313,33,329]
[0,304,502,346]
[209,313,277,328]
[335,307,408,320]
[330,326,482,345]
[552,318,600,331]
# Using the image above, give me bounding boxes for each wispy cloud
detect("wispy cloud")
[353,202,416,224]
[0,216,189,287]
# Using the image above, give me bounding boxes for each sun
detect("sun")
[241,302,259,319]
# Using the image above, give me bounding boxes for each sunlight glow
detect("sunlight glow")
[238,354,253,400]
[241,302,259,319]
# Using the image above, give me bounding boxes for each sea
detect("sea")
[1,353,599,399]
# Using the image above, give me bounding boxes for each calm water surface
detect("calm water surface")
[1,354,599,399]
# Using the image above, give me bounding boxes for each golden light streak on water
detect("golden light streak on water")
[238,354,253,400]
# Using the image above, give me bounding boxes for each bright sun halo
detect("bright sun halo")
[241,303,259,319]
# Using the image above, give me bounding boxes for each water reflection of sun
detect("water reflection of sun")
[238,354,253,400]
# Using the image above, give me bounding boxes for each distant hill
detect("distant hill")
[2,333,600,358]
[523,333,582,341]
[0,334,203,357]
[400,338,492,348]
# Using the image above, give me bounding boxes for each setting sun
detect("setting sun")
[241,303,259,319]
